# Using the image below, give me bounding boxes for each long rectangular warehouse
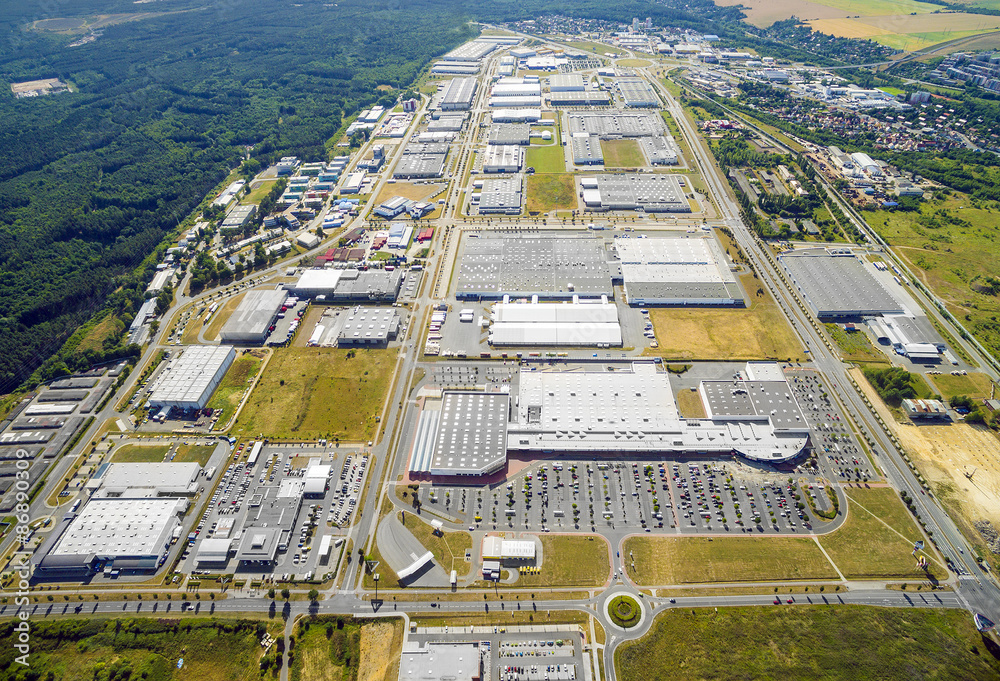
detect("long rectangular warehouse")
[615,235,744,306]
[582,174,690,213]
[778,249,904,318]
[456,235,612,300]
[148,345,236,410]
[488,300,622,347]
[440,77,478,110]
[219,289,288,344]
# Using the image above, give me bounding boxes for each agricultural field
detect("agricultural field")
[600,139,645,168]
[0,618,279,681]
[808,13,1000,51]
[818,486,944,580]
[713,0,940,27]
[616,606,1000,681]
[645,274,805,361]
[868,194,1000,363]
[236,347,395,441]
[526,173,576,213]
[624,536,838,584]
[291,616,403,681]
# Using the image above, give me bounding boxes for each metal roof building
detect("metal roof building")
[219,289,288,344]
[567,112,663,138]
[482,145,523,173]
[478,176,523,214]
[398,641,483,681]
[617,78,659,107]
[548,74,586,91]
[491,109,542,123]
[440,77,478,110]
[427,392,510,476]
[615,235,744,306]
[488,123,530,146]
[549,91,612,107]
[336,307,401,346]
[455,235,612,300]
[148,345,236,409]
[488,299,622,347]
[507,362,809,463]
[639,135,679,165]
[582,174,690,213]
[39,497,187,575]
[571,135,604,165]
[778,249,903,318]
[394,142,449,178]
[91,462,201,496]
[492,81,542,98]
[488,96,542,108]
[430,61,479,75]
[441,40,498,62]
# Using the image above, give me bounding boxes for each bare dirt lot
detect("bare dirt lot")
[896,422,1000,538]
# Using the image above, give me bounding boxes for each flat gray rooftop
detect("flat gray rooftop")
[220,288,287,342]
[394,153,447,178]
[567,112,663,138]
[615,235,743,305]
[700,380,807,431]
[779,251,903,317]
[488,124,530,145]
[337,307,401,345]
[455,235,612,300]
[431,392,509,476]
[571,136,604,165]
[236,495,300,563]
[589,174,689,213]
[479,176,523,214]
[617,78,659,107]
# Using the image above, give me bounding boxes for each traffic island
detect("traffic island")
[605,592,644,631]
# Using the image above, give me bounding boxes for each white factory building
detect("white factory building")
[147,345,236,410]
[482,145,523,173]
[487,297,622,347]
[36,497,188,576]
[87,462,202,496]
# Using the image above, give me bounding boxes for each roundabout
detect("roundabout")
[604,591,646,632]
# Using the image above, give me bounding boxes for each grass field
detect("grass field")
[645,275,804,361]
[928,371,997,400]
[616,606,1000,681]
[600,139,645,168]
[516,535,611,587]
[824,324,888,364]
[113,444,169,462]
[236,347,395,441]
[76,314,125,355]
[398,511,472,576]
[624,536,837,585]
[173,444,217,466]
[868,193,1000,362]
[819,487,943,579]
[675,388,707,418]
[241,179,279,205]
[525,145,565,174]
[525,173,576,213]
[714,0,948,28]
[207,349,266,417]
[0,618,278,681]
[291,616,385,681]
[617,58,652,67]
[375,181,442,205]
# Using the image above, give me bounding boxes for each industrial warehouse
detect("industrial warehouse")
[439,77,478,110]
[777,248,904,318]
[291,268,403,302]
[394,142,449,179]
[455,235,613,300]
[409,361,810,478]
[476,176,523,214]
[482,144,523,173]
[581,174,691,212]
[616,77,660,107]
[615,234,744,306]
[487,297,622,347]
[219,289,289,344]
[567,112,664,138]
[336,307,401,346]
[147,345,236,410]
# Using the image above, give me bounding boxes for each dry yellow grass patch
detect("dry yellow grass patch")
[676,388,707,418]
[359,622,403,681]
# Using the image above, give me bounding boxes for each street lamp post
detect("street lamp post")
[374,573,379,601]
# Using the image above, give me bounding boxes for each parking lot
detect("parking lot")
[181,442,369,579]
